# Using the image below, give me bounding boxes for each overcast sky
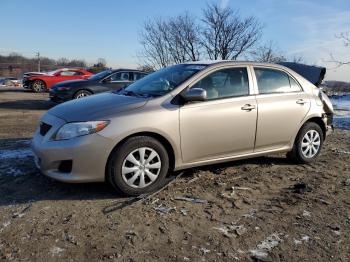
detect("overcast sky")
[1,0,349,81]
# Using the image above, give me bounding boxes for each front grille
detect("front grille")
[40,122,52,136]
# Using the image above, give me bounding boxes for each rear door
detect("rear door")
[134,72,147,81]
[253,67,311,151]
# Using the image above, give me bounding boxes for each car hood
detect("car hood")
[48,92,148,122]
[52,79,90,88]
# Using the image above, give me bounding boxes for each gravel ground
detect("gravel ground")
[0,87,349,261]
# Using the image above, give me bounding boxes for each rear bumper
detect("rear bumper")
[326,124,334,136]
[323,113,334,137]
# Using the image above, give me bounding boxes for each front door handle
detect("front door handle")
[241,104,256,111]
[296,99,307,105]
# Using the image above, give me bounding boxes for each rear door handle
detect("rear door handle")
[241,104,256,111]
[296,99,307,105]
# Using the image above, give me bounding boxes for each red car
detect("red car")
[23,69,93,92]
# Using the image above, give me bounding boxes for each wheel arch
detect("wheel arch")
[31,78,47,86]
[73,88,94,98]
[105,131,176,180]
[303,116,326,140]
[291,116,326,147]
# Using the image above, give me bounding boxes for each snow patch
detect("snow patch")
[249,233,283,260]
[50,246,65,256]
[0,148,33,159]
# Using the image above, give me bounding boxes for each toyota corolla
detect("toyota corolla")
[31,61,334,196]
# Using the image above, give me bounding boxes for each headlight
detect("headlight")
[54,121,110,140]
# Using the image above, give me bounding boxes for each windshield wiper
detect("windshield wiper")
[116,89,147,98]
[123,90,140,97]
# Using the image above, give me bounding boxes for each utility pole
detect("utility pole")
[36,52,40,72]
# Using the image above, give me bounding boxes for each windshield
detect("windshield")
[88,70,112,80]
[46,69,62,75]
[122,64,207,97]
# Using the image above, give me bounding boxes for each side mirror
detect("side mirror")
[182,88,207,102]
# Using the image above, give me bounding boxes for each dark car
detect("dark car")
[49,69,148,102]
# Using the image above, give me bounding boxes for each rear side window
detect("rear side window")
[134,73,147,80]
[72,71,84,75]
[254,68,301,94]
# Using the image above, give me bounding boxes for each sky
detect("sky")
[1,0,350,81]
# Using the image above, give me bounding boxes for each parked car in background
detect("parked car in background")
[0,77,21,87]
[32,61,334,196]
[49,69,148,102]
[23,68,93,92]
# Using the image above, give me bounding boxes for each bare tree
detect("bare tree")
[56,57,70,66]
[168,13,202,62]
[250,41,286,63]
[138,18,173,69]
[328,32,350,67]
[291,55,304,63]
[137,64,155,73]
[97,58,107,67]
[138,13,201,69]
[201,3,262,60]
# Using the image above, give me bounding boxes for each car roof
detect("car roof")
[109,68,148,74]
[183,60,285,68]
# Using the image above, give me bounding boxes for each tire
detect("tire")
[74,90,92,99]
[287,122,324,164]
[107,136,170,196]
[31,80,46,93]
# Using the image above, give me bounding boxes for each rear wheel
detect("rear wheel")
[287,122,323,163]
[107,136,169,196]
[74,90,92,99]
[32,80,46,93]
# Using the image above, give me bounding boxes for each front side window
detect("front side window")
[110,73,121,81]
[191,67,249,100]
[72,71,84,76]
[88,70,112,80]
[254,68,301,94]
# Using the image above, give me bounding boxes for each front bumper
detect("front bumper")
[22,80,31,89]
[31,113,115,183]
[49,90,72,103]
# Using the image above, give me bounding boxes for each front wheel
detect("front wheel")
[74,90,92,99]
[31,80,46,93]
[287,122,324,163]
[107,136,169,196]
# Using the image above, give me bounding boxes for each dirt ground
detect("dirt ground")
[0,87,349,262]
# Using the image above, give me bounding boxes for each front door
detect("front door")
[180,67,257,163]
[102,71,133,91]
